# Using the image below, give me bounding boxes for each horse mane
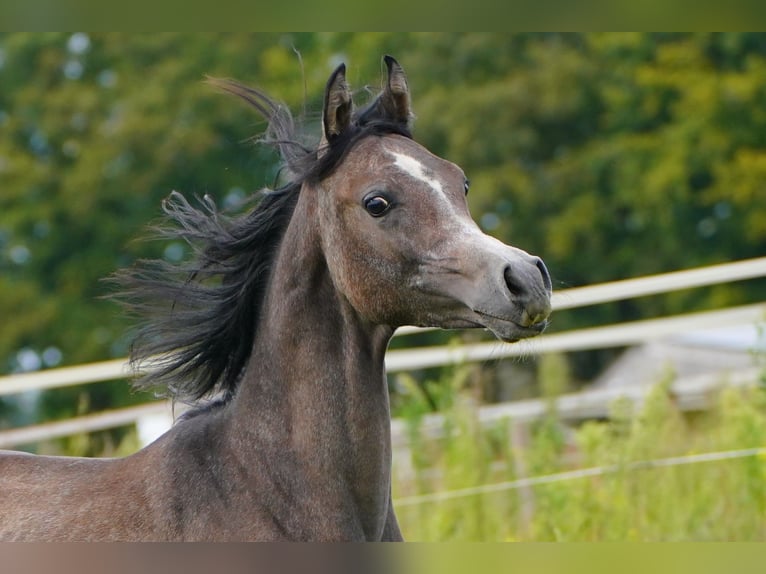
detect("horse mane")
[115,76,412,404]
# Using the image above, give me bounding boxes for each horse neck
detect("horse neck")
[227,188,395,532]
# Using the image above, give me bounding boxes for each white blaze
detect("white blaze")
[390,151,444,196]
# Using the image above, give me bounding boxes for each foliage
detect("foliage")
[394,370,766,541]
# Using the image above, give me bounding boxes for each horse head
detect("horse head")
[314,56,552,342]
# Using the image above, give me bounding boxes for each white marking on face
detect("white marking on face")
[389,151,444,196]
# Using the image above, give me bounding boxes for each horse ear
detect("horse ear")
[380,55,412,126]
[322,63,352,145]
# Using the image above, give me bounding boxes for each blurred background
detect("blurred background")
[2,33,766,540]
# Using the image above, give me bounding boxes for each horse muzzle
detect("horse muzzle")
[423,233,553,342]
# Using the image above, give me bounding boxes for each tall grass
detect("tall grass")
[393,357,766,541]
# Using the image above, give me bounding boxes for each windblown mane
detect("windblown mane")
[116,77,412,403]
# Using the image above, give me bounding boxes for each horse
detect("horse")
[0,56,552,541]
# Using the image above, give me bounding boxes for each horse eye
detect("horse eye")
[464,179,470,196]
[364,195,391,217]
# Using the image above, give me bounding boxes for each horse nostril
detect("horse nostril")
[503,265,525,298]
[535,257,552,292]
[505,258,552,302]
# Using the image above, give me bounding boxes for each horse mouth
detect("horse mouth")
[473,309,549,343]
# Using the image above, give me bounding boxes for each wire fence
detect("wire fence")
[393,447,766,507]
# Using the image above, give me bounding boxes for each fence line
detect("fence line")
[0,257,765,448]
[2,256,765,398]
[386,302,766,372]
[1,362,760,449]
[549,256,766,310]
[0,358,131,397]
[18,293,747,399]
[393,446,766,507]
[389,366,762,448]
[0,402,172,450]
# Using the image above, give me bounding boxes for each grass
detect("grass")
[393,356,766,541]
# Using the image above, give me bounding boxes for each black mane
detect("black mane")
[116,77,412,403]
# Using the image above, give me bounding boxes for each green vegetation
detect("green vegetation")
[394,365,766,541]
